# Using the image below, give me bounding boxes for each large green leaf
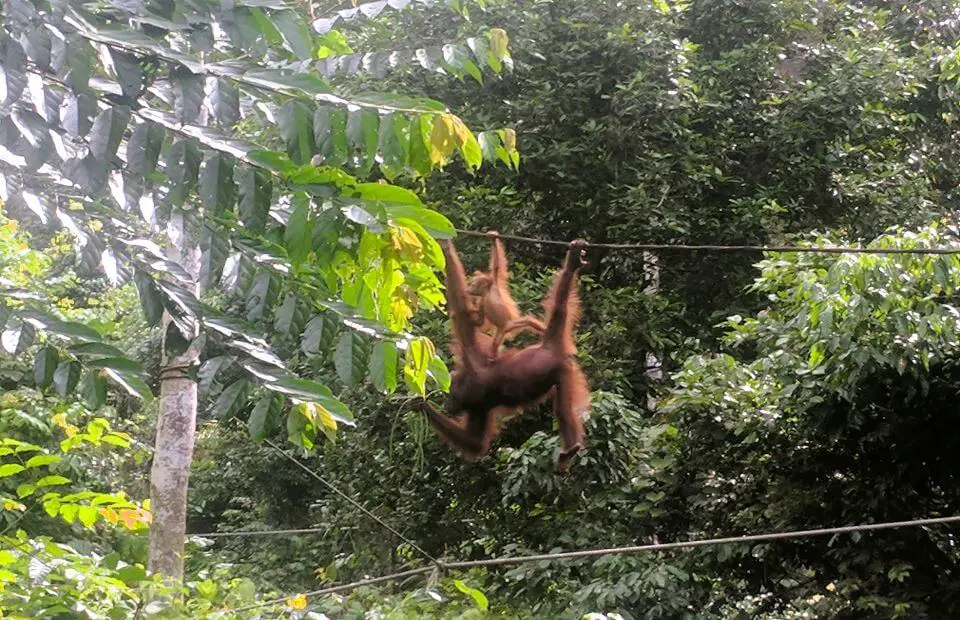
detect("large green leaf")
[369,340,398,394]
[273,10,313,60]
[86,357,146,374]
[247,393,276,442]
[283,193,313,266]
[346,108,379,174]
[210,78,240,128]
[313,106,348,167]
[236,165,272,234]
[104,368,153,402]
[277,101,316,165]
[165,139,202,208]
[199,227,230,290]
[33,345,58,388]
[61,93,96,138]
[133,270,164,327]
[213,378,248,419]
[174,68,204,124]
[89,106,131,162]
[199,153,236,215]
[80,370,107,409]
[53,361,81,397]
[334,331,368,387]
[20,312,101,342]
[263,376,354,424]
[126,121,165,180]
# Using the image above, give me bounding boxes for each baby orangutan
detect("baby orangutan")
[465,231,546,359]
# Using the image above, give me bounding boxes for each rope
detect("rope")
[262,438,443,568]
[192,526,330,538]
[223,513,960,612]
[454,228,960,255]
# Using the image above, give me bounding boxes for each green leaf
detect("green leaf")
[78,505,98,529]
[199,153,236,216]
[210,78,240,127]
[286,401,315,450]
[249,7,283,46]
[386,205,455,241]
[808,343,825,369]
[237,165,272,234]
[60,504,78,524]
[23,25,52,71]
[403,337,431,396]
[89,106,132,161]
[454,580,489,611]
[86,357,145,374]
[369,340,398,394]
[0,464,25,478]
[16,484,36,498]
[334,331,367,387]
[133,271,164,326]
[34,345,58,388]
[427,355,451,391]
[301,315,329,354]
[25,454,59,468]
[117,565,147,585]
[346,108,379,174]
[245,272,275,321]
[284,193,313,266]
[198,356,228,397]
[53,361,81,397]
[246,150,297,174]
[314,107,348,167]
[273,293,298,335]
[213,378,248,419]
[355,182,423,207]
[165,139,202,207]
[200,228,231,290]
[109,49,144,99]
[81,371,107,410]
[273,10,314,60]
[61,93,97,138]
[377,114,410,179]
[263,376,354,424]
[277,101,316,165]
[21,312,101,341]
[247,394,273,442]
[0,36,27,105]
[126,121,165,180]
[174,68,204,123]
[105,368,153,402]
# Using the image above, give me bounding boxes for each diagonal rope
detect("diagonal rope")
[262,438,442,568]
[454,228,960,255]
[225,513,960,613]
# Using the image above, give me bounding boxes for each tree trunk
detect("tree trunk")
[148,211,201,580]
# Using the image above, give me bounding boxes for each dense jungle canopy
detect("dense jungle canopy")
[2,0,960,617]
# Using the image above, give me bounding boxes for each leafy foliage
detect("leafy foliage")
[662,225,960,616]
[0,0,519,449]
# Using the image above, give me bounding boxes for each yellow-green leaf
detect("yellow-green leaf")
[0,464,25,478]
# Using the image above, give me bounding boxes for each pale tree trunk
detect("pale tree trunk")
[148,211,202,580]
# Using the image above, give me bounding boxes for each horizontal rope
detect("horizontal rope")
[192,526,331,538]
[225,513,960,613]
[454,228,960,255]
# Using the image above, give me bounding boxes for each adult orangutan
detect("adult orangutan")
[414,238,590,472]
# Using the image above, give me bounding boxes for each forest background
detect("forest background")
[2,0,960,618]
